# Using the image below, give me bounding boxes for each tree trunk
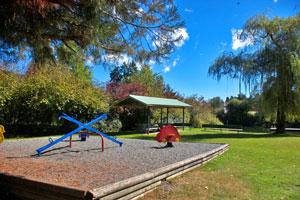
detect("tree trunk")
[276,108,286,134]
[276,63,287,134]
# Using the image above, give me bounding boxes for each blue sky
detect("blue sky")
[93,0,300,100]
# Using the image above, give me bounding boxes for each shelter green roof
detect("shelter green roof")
[116,95,191,108]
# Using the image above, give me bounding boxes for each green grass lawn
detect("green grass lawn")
[119,128,300,200]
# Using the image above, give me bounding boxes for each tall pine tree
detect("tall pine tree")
[0,0,184,66]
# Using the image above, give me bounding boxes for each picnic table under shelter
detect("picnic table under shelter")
[116,95,191,132]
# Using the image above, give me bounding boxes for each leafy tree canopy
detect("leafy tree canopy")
[131,65,164,97]
[163,83,182,99]
[185,95,221,126]
[109,61,138,84]
[0,0,184,67]
[225,98,250,125]
[209,13,300,133]
[209,96,224,114]
[107,62,164,100]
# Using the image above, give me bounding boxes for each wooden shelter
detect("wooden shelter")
[116,95,191,131]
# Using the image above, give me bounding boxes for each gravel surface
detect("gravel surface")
[0,137,223,189]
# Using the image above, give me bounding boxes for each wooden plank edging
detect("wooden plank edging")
[0,173,88,200]
[88,143,229,199]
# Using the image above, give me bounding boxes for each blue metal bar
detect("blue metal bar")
[60,114,123,147]
[36,114,107,156]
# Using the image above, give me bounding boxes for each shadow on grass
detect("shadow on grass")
[180,133,296,141]
[120,132,299,142]
[107,130,149,136]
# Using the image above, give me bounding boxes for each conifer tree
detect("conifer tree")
[0,0,184,66]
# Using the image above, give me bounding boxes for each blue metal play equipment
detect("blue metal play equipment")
[36,113,123,157]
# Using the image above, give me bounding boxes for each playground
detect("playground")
[0,110,228,199]
[0,136,227,199]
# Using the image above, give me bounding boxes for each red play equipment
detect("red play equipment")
[156,125,181,147]
[69,131,104,152]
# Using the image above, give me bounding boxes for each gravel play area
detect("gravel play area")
[0,136,224,190]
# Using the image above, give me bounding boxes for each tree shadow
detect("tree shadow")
[150,146,175,149]
[32,146,76,157]
[125,136,154,140]
[60,139,82,142]
[180,132,298,141]
[120,132,299,142]
[31,145,120,157]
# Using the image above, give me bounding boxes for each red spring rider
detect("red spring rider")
[156,125,181,147]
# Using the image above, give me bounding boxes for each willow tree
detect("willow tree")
[209,13,300,133]
[0,0,184,66]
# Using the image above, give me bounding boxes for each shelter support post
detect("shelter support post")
[144,107,146,124]
[183,108,185,130]
[160,108,163,127]
[167,108,169,125]
[147,107,150,133]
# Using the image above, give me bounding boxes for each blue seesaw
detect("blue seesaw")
[36,113,123,157]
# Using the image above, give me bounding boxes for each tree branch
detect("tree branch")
[62,40,76,52]
[266,31,282,49]
[98,7,165,29]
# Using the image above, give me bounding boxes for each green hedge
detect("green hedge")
[0,66,110,137]
[202,124,242,129]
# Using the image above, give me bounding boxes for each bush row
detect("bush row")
[0,67,122,137]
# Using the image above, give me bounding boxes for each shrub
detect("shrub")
[1,66,110,137]
[92,117,122,133]
[190,116,202,128]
